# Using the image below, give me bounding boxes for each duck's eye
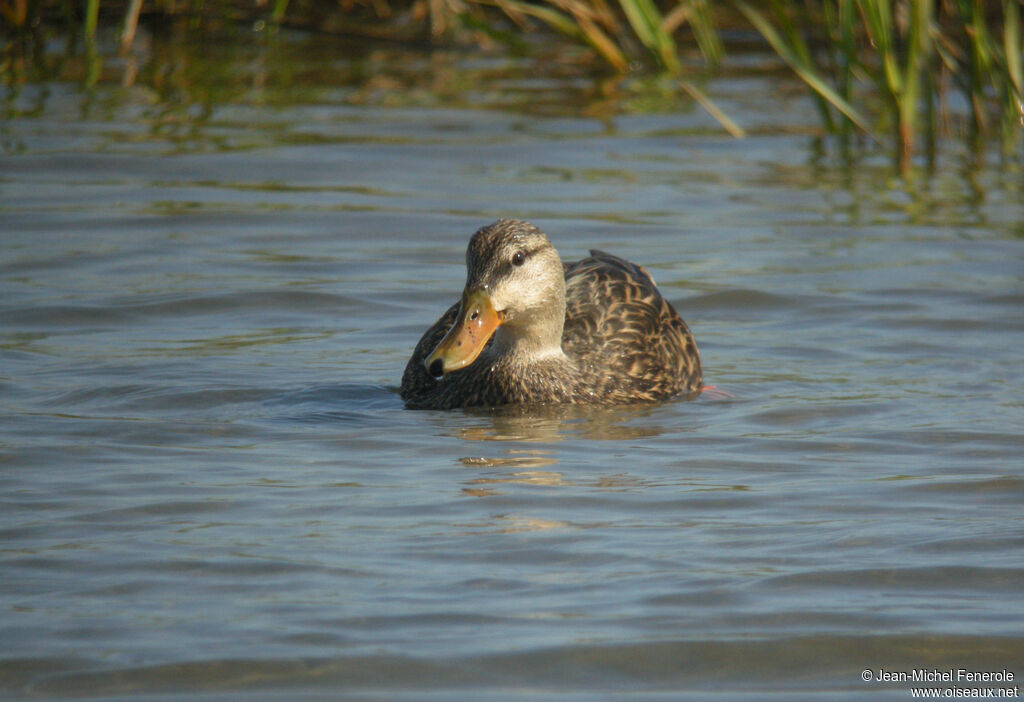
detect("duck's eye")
[511,251,525,267]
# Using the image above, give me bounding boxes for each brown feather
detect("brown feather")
[401,220,702,409]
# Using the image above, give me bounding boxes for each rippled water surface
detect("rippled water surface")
[2,28,1023,701]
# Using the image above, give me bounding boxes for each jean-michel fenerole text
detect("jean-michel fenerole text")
[874,669,1015,683]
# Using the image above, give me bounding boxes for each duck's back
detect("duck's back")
[561,250,702,403]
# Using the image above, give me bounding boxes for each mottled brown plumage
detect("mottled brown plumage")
[400,219,702,409]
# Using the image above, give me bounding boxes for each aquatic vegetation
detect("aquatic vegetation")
[735,1,1024,168]
[2,0,1021,164]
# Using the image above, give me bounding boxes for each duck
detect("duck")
[400,219,702,409]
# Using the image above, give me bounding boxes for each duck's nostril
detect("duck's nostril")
[428,359,444,378]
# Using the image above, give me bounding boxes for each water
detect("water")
[2,27,1023,701]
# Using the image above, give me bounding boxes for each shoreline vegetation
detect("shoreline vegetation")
[2,0,1022,169]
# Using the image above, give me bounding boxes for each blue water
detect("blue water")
[2,28,1023,701]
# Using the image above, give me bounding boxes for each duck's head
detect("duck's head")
[425,219,566,378]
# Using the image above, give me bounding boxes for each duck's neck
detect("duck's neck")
[490,308,567,366]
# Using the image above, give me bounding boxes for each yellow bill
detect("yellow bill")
[425,288,504,377]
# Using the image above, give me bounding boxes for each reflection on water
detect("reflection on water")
[465,515,573,533]
[3,22,687,147]
[2,24,1023,702]
[460,454,559,470]
[449,402,677,444]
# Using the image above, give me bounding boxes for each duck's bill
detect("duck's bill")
[425,288,504,377]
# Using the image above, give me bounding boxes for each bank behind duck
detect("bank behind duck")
[400,219,702,409]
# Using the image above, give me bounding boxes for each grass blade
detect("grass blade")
[618,0,680,72]
[678,78,746,138]
[85,0,100,40]
[121,0,144,52]
[733,0,873,136]
[1005,0,1023,113]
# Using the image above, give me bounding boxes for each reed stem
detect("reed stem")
[84,0,100,40]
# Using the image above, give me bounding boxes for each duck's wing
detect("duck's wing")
[562,249,701,402]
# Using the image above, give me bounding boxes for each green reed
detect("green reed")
[3,0,1021,164]
[736,0,1023,166]
[412,0,1023,163]
[468,0,737,132]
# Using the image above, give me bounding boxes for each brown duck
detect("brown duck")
[400,219,702,409]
